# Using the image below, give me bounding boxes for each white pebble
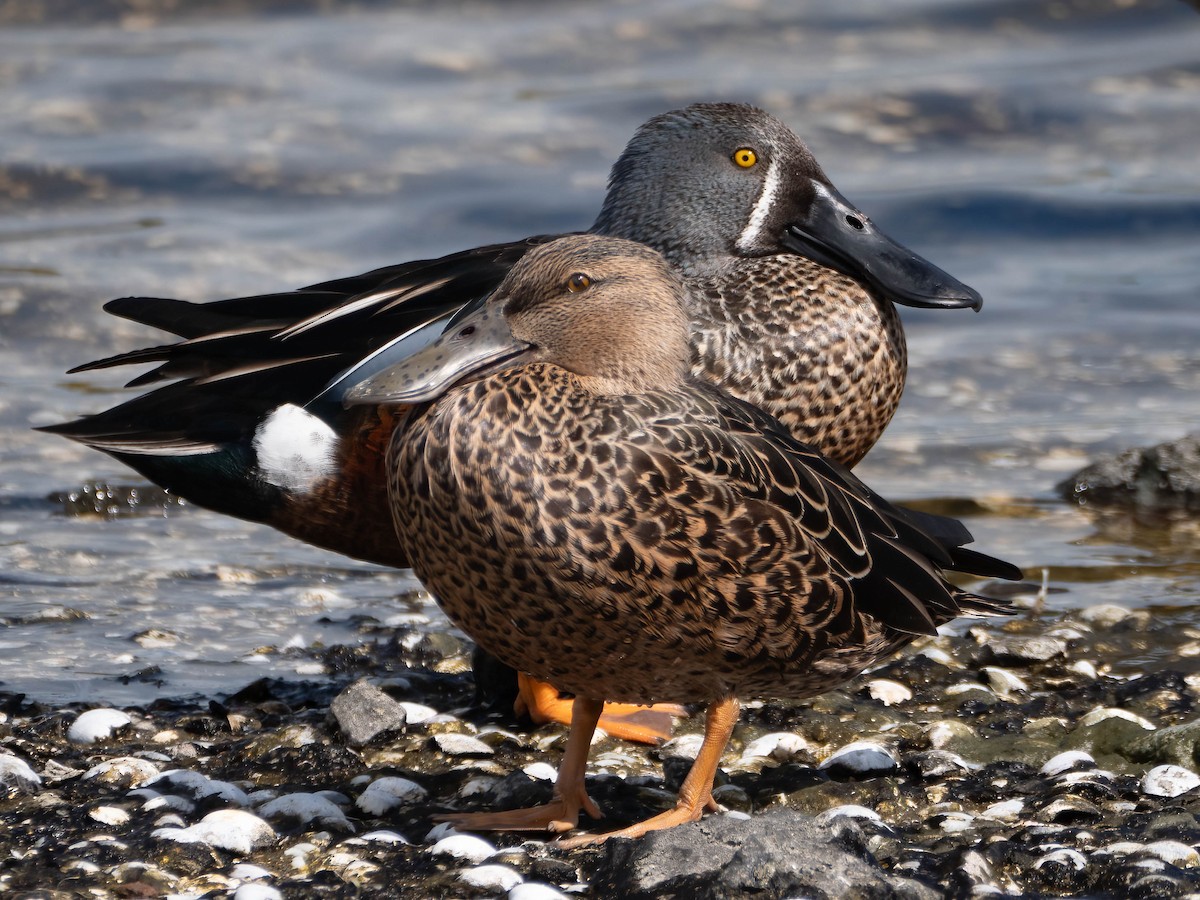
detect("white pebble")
[867,679,912,706]
[982,799,1024,822]
[915,646,956,667]
[1078,604,1132,627]
[815,805,883,826]
[425,822,461,842]
[399,702,438,724]
[0,754,42,792]
[459,864,523,891]
[522,762,558,782]
[508,883,569,900]
[1143,840,1200,867]
[1041,750,1094,777]
[983,667,1028,696]
[67,708,132,744]
[819,741,898,776]
[430,833,496,864]
[1068,660,1099,679]
[434,733,494,757]
[145,769,250,805]
[141,793,196,815]
[233,885,283,900]
[934,811,976,834]
[1142,764,1200,798]
[1078,707,1155,730]
[258,793,355,832]
[352,830,411,845]
[356,776,428,815]
[661,733,705,759]
[1036,848,1087,871]
[84,756,159,787]
[926,720,975,748]
[230,863,274,881]
[154,809,276,854]
[741,732,808,761]
[460,776,499,798]
[89,806,130,826]
[946,682,994,697]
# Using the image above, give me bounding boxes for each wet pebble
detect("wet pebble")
[1079,707,1155,730]
[1142,765,1200,798]
[740,731,808,762]
[1041,750,1096,777]
[985,635,1068,665]
[67,708,132,744]
[819,740,898,777]
[1079,604,1133,628]
[983,666,1028,696]
[0,753,42,794]
[434,732,495,757]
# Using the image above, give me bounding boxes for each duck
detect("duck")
[345,233,1020,845]
[44,103,985,743]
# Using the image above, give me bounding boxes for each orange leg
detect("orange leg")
[438,695,605,833]
[515,674,686,745]
[556,696,739,849]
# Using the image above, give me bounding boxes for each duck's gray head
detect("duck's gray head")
[592,102,981,310]
[345,235,691,405]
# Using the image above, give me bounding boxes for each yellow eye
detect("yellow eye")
[566,272,591,293]
[732,147,758,168]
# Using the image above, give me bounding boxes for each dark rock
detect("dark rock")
[1058,433,1200,510]
[328,679,407,747]
[588,808,918,899]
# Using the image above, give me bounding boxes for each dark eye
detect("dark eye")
[566,272,591,293]
[845,215,865,231]
[732,147,758,168]
[458,325,475,337]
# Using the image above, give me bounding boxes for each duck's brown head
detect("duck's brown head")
[345,235,691,404]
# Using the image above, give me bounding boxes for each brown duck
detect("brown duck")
[46,103,985,743]
[347,234,1020,845]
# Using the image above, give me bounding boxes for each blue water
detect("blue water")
[1,0,1197,703]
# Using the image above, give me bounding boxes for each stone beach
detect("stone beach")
[6,593,1200,898]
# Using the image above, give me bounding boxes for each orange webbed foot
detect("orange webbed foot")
[516,674,685,744]
[437,790,602,834]
[554,696,740,848]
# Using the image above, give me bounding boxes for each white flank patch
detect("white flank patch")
[736,158,781,252]
[253,404,338,492]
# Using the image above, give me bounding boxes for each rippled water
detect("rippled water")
[1,0,1197,704]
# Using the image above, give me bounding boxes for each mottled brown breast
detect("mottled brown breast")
[390,364,914,707]
[685,256,906,468]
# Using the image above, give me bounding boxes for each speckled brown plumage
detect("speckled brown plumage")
[370,235,1016,842]
[687,256,904,469]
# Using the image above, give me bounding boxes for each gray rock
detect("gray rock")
[1125,719,1200,769]
[329,679,407,747]
[589,808,931,899]
[1058,433,1200,510]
